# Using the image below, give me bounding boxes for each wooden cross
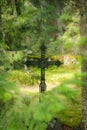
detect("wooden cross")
[25,43,62,93]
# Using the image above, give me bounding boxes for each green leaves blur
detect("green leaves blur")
[0,74,17,102]
[59,3,80,54]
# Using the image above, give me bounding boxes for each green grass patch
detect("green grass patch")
[8,68,40,86]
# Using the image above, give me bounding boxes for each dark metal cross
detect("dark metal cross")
[25,43,62,93]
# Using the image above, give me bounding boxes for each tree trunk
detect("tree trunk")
[78,0,87,129]
[0,0,2,41]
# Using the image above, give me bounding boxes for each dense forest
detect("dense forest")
[0,0,87,130]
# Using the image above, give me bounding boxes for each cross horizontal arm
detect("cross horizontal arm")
[25,59,39,67]
[47,60,62,67]
[25,58,62,68]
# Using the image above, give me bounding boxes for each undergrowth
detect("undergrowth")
[8,68,40,86]
[0,73,18,103]
[0,65,81,130]
[0,79,81,130]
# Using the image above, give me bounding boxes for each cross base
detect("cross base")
[39,80,47,92]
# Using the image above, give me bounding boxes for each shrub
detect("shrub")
[0,81,81,130]
[8,69,40,86]
[0,73,18,113]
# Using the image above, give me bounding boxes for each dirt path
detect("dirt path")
[20,83,60,93]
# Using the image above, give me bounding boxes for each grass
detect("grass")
[8,67,40,86]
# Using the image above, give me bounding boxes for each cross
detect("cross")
[25,43,62,93]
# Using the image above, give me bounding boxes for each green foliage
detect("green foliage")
[0,0,61,57]
[58,103,81,126]
[59,3,80,54]
[0,64,82,129]
[0,89,64,130]
[0,0,81,56]
[0,50,24,71]
[9,51,24,69]
[79,37,87,46]
[60,13,72,24]
[52,74,82,126]
[0,1,83,129]
[0,73,18,102]
[0,78,81,130]
[0,72,18,120]
[8,69,40,86]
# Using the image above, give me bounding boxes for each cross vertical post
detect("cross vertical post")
[39,43,47,93]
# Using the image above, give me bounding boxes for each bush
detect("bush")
[0,73,18,113]
[8,69,40,86]
[0,81,81,130]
